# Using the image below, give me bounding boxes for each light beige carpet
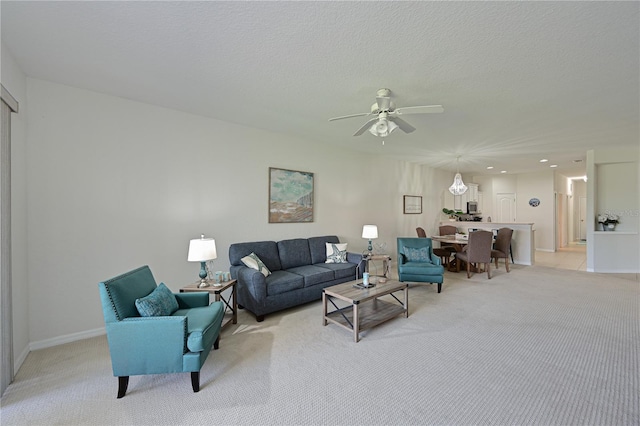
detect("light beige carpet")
[1,265,638,425]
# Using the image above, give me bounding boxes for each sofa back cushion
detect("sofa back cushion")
[308,235,340,264]
[277,238,312,269]
[229,241,282,272]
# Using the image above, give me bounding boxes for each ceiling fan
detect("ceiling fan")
[328,88,444,137]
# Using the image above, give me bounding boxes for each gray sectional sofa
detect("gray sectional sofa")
[229,235,363,322]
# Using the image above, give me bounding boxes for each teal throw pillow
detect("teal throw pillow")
[404,247,432,263]
[135,282,179,317]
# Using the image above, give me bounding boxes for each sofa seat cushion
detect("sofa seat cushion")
[401,262,444,275]
[287,264,335,287]
[174,302,224,353]
[266,270,305,296]
[315,262,356,280]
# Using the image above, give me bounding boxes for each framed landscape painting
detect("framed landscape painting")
[269,167,314,223]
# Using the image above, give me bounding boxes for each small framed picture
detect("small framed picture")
[403,195,422,214]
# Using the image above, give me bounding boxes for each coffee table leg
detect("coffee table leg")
[322,291,327,326]
[404,285,409,318]
[353,303,360,342]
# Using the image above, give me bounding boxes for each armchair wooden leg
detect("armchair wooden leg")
[487,263,491,279]
[117,376,129,399]
[505,257,510,273]
[437,282,442,293]
[466,262,471,279]
[495,258,499,269]
[191,372,200,392]
[213,335,220,350]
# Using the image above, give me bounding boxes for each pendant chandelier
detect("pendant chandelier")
[449,156,468,195]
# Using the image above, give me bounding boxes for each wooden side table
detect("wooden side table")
[365,254,392,278]
[180,279,237,330]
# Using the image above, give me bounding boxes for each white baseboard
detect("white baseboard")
[14,345,30,375]
[535,249,555,253]
[30,327,106,351]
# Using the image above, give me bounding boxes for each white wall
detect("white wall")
[1,43,30,372]
[587,148,640,273]
[470,172,555,251]
[516,171,555,251]
[22,78,448,348]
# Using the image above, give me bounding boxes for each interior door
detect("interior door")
[579,196,587,240]
[495,193,516,222]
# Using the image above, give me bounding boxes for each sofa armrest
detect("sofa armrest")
[174,292,209,308]
[237,266,267,301]
[347,252,363,265]
[430,252,442,266]
[106,316,188,375]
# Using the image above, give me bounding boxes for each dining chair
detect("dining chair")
[416,227,427,238]
[433,225,457,266]
[491,227,514,272]
[456,230,493,279]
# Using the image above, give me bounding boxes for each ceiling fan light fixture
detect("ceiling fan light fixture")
[369,117,398,137]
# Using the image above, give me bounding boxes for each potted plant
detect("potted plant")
[442,208,463,221]
[597,213,619,231]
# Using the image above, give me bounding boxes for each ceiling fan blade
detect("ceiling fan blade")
[394,105,444,115]
[390,117,416,134]
[328,112,370,122]
[376,96,391,112]
[353,117,379,136]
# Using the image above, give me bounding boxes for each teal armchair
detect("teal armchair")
[397,237,445,293]
[98,265,224,398]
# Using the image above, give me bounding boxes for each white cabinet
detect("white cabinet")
[468,184,479,202]
[453,183,479,212]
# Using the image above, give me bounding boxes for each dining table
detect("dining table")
[431,235,469,272]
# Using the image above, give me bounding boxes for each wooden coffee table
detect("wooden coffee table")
[322,279,408,342]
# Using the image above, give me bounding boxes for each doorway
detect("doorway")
[495,193,516,223]
[1,86,18,396]
[578,196,587,241]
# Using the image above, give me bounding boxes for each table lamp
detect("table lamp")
[362,225,378,254]
[187,234,217,287]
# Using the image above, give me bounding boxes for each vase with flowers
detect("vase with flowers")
[597,213,619,231]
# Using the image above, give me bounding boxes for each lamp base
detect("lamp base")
[197,261,209,287]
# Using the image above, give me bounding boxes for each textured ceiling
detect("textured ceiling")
[2,1,638,176]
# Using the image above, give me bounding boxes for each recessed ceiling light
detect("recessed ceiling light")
[486,166,494,170]
[500,170,507,174]
[539,159,548,163]
[550,164,558,168]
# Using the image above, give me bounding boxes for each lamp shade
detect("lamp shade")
[362,225,378,239]
[187,235,217,262]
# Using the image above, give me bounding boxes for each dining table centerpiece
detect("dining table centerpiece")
[597,213,619,231]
